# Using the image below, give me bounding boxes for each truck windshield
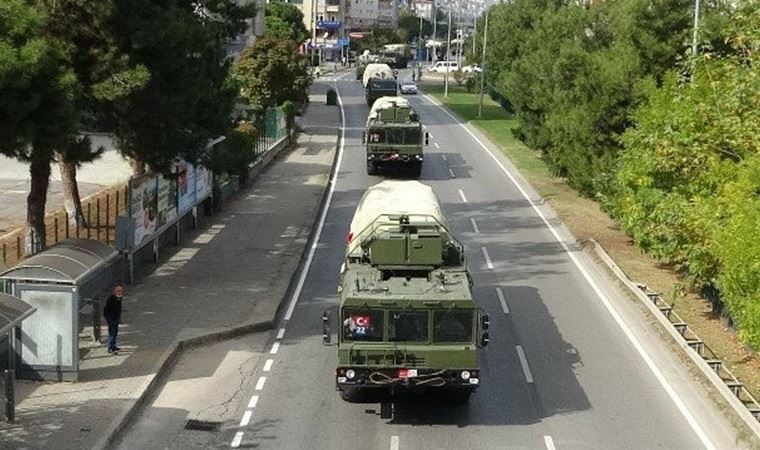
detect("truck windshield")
[343,309,384,342]
[389,311,429,342]
[404,128,421,144]
[368,129,385,143]
[371,80,397,90]
[433,310,473,343]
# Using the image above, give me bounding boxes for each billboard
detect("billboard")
[195,165,213,201]
[157,174,178,227]
[176,160,196,214]
[130,174,158,245]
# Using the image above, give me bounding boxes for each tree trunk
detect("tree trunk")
[57,153,87,227]
[131,159,146,175]
[25,153,51,256]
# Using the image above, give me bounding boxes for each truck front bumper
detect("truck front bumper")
[367,153,423,164]
[335,367,480,391]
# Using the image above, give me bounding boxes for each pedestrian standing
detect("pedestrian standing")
[103,282,124,354]
[412,70,416,82]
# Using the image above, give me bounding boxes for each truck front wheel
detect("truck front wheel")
[367,161,377,175]
[340,387,365,403]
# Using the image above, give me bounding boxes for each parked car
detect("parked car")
[462,64,482,74]
[400,81,418,95]
[428,61,459,73]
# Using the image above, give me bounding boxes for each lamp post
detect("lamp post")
[477,7,489,118]
[691,0,701,58]
[444,8,452,97]
[432,3,438,63]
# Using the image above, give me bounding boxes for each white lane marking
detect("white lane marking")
[239,410,253,427]
[284,82,347,321]
[458,189,468,203]
[255,376,267,391]
[247,395,259,409]
[434,142,440,149]
[276,328,286,339]
[544,436,556,450]
[481,247,494,270]
[269,342,280,354]
[231,431,244,448]
[441,154,448,162]
[390,435,400,450]
[497,287,509,314]
[516,345,534,384]
[421,92,716,450]
[470,217,480,233]
[263,359,274,372]
[449,168,456,178]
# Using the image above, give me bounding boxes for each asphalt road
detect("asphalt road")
[121,72,744,449]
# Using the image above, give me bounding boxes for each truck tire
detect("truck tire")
[408,162,422,178]
[366,161,377,175]
[446,389,472,404]
[340,387,365,403]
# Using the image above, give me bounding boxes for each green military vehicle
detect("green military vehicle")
[362,97,428,177]
[378,44,411,69]
[323,181,490,412]
[362,63,396,107]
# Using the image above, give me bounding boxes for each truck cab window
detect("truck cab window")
[343,309,384,341]
[389,311,429,342]
[433,310,473,343]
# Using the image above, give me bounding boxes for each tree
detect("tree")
[265,1,309,43]
[109,0,253,173]
[234,36,311,108]
[0,0,78,253]
[41,0,149,227]
[397,8,432,45]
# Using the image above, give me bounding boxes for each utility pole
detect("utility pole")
[444,8,452,97]
[418,15,423,61]
[473,13,477,55]
[478,8,489,118]
[312,0,318,66]
[691,0,701,58]
[432,2,438,63]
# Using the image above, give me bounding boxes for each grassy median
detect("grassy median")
[421,81,760,403]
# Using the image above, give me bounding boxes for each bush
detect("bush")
[209,122,259,187]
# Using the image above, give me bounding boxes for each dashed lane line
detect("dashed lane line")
[269,342,280,354]
[255,376,267,391]
[276,328,286,339]
[449,168,456,178]
[497,287,509,314]
[516,345,534,384]
[390,435,400,450]
[247,395,259,409]
[263,359,274,372]
[458,189,468,203]
[231,431,244,448]
[470,218,480,234]
[544,436,557,450]
[481,247,494,270]
[239,410,253,427]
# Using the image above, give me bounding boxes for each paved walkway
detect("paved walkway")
[0,82,340,449]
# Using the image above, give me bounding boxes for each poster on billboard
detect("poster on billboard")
[195,165,213,201]
[176,160,196,214]
[130,174,158,246]
[157,174,178,227]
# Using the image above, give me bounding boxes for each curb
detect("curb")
[589,238,760,443]
[97,91,343,450]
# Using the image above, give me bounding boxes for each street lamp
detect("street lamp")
[444,8,452,98]
[691,0,701,58]
[477,7,489,118]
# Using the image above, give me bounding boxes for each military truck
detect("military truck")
[362,63,397,106]
[323,181,490,410]
[379,44,411,69]
[362,97,428,176]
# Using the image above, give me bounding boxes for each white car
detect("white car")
[427,61,459,73]
[400,81,418,95]
[462,65,483,74]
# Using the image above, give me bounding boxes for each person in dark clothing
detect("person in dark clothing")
[103,283,124,354]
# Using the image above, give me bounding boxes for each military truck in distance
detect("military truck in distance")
[363,97,428,177]
[362,63,396,106]
[323,181,490,407]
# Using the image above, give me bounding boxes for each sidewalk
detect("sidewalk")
[0,82,340,449]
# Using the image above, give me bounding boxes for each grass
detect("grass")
[421,81,760,422]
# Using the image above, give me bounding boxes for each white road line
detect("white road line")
[263,359,274,372]
[458,189,468,203]
[449,168,456,178]
[544,436,556,450]
[276,328,286,339]
[516,346,534,383]
[441,154,447,162]
[230,431,244,448]
[470,217,480,233]
[255,376,267,391]
[434,142,440,148]
[481,247,494,269]
[497,287,509,314]
[390,435,400,450]
[239,410,253,427]
[421,92,716,450]
[269,342,280,354]
[247,395,259,409]
[283,82,347,321]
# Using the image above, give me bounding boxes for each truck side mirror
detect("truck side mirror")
[481,332,490,347]
[425,132,430,146]
[480,314,490,331]
[361,132,366,144]
[322,310,331,345]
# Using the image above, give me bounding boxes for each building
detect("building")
[291,0,349,61]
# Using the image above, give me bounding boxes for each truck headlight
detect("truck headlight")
[460,370,471,380]
[346,369,356,380]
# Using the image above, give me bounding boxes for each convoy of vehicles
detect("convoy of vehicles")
[324,180,489,412]
[363,97,427,176]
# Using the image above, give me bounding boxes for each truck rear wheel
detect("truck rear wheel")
[340,387,365,403]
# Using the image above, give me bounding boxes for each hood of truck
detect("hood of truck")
[338,343,477,369]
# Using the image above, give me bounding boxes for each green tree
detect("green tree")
[235,36,311,108]
[0,0,78,253]
[398,8,432,45]
[265,1,309,43]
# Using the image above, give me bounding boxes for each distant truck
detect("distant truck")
[362,63,396,106]
[378,44,411,69]
[363,96,428,176]
[323,180,490,413]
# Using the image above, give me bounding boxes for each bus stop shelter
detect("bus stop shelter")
[0,239,121,381]
[1,292,35,422]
